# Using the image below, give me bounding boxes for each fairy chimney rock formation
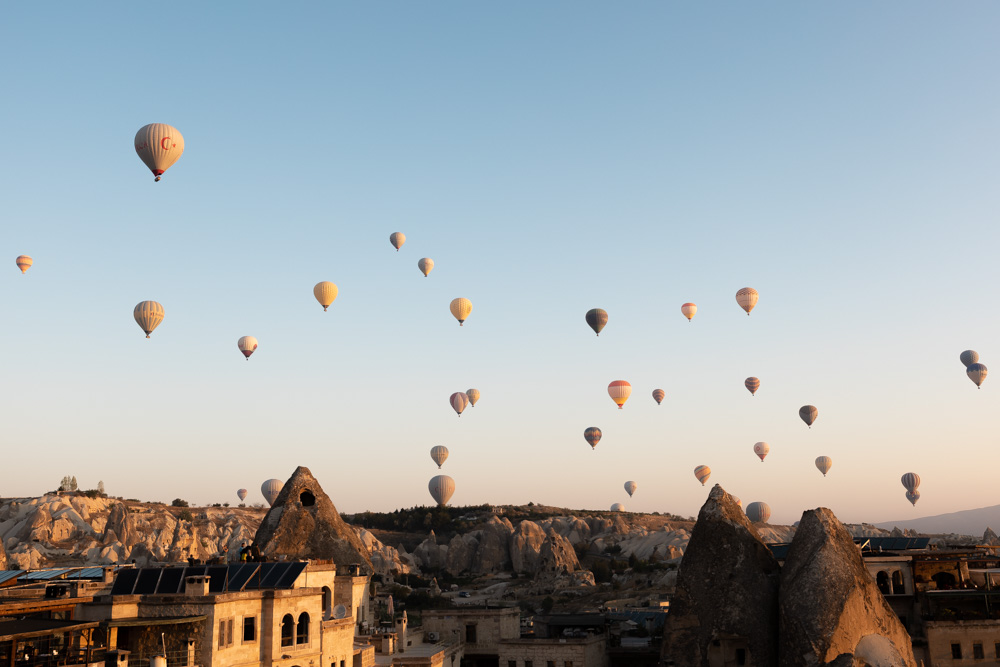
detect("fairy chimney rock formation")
[252,466,373,573]
[662,484,781,666]
[779,508,916,666]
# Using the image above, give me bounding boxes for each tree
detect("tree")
[171,498,190,508]
[70,476,78,491]
[97,481,105,495]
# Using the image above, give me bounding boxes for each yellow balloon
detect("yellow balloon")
[450,298,472,326]
[15,255,32,274]
[133,301,164,338]
[313,282,339,311]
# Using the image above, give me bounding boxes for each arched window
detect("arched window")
[891,570,905,594]
[323,587,333,620]
[297,612,310,644]
[281,614,294,647]
[876,571,891,595]
[932,571,957,590]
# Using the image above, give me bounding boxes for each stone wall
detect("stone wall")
[421,609,520,654]
[498,636,606,667]
[925,620,1000,666]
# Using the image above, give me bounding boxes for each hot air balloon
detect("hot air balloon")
[15,256,32,274]
[746,502,771,523]
[237,336,258,360]
[799,405,818,428]
[681,303,697,322]
[584,427,602,450]
[732,495,742,508]
[450,392,469,417]
[237,488,248,502]
[901,473,920,494]
[313,282,338,311]
[450,298,472,326]
[134,124,184,181]
[611,503,626,512]
[652,389,665,405]
[390,232,405,251]
[418,258,434,277]
[753,442,770,462]
[967,363,988,388]
[585,309,608,336]
[133,301,164,338]
[906,490,920,506]
[608,381,632,409]
[745,377,760,396]
[466,389,480,407]
[624,481,637,497]
[736,287,759,315]
[261,479,283,507]
[429,475,455,506]
[430,446,449,469]
[960,350,979,368]
[694,465,711,486]
[815,456,832,477]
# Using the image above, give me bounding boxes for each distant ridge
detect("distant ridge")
[874,503,1000,537]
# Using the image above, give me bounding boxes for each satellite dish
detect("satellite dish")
[333,604,347,619]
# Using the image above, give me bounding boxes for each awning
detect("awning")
[105,615,207,628]
[0,619,99,642]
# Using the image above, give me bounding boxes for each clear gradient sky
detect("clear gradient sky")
[2,3,998,524]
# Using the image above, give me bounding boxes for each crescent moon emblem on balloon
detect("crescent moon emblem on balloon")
[161,137,172,150]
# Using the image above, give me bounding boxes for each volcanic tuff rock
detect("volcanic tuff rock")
[663,485,781,667]
[252,466,373,573]
[984,527,1000,546]
[779,508,916,667]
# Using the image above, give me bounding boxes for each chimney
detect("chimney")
[184,576,210,596]
[102,567,115,584]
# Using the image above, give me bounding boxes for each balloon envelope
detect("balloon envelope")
[736,287,759,315]
[586,309,608,336]
[681,303,697,321]
[967,363,988,388]
[430,446,449,469]
[799,405,818,427]
[133,301,164,338]
[694,465,711,486]
[237,336,258,360]
[428,475,455,506]
[313,282,338,311]
[584,427,602,450]
[608,381,632,409]
[237,488,248,501]
[450,392,469,416]
[815,456,833,476]
[652,389,665,405]
[745,377,760,395]
[960,350,979,367]
[466,389,480,407]
[15,255,32,274]
[753,442,770,462]
[901,473,921,493]
[134,124,184,181]
[418,258,434,277]
[390,232,405,251]
[611,503,626,512]
[450,298,473,325]
[624,481,637,497]
[746,502,771,523]
[261,479,284,506]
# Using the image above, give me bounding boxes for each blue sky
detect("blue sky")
[1,3,998,524]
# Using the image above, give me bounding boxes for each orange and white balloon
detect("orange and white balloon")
[736,287,759,315]
[15,255,32,274]
[134,124,184,182]
[450,298,472,326]
[608,381,632,409]
[238,336,258,360]
[133,301,164,338]
[313,282,338,311]
[681,303,697,321]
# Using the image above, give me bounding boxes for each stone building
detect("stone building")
[421,608,520,667]
[498,635,606,667]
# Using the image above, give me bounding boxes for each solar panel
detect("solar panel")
[260,562,289,588]
[111,569,140,595]
[66,567,104,579]
[134,569,163,595]
[155,568,185,594]
[227,564,258,592]
[0,571,25,585]
[207,566,229,593]
[244,563,277,590]
[21,568,72,581]
[275,562,306,589]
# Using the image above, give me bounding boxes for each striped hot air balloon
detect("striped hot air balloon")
[900,473,920,494]
[586,309,608,336]
[906,490,920,506]
[967,363,988,388]
[745,377,760,396]
[134,124,184,181]
[681,303,697,321]
[430,446,449,469]
[466,389,481,407]
[313,282,338,311]
[960,350,979,367]
[652,389,665,405]
[418,258,434,277]
[815,456,832,477]
[624,481,637,497]
[429,475,455,506]
[746,502,771,523]
[736,287,759,315]
[799,405,818,428]
[133,301,164,338]
[694,465,711,486]
[15,255,32,274]
[450,298,472,326]
[584,427,602,450]
[608,381,632,409]
[238,336,258,360]
[450,392,469,417]
[753,442,769,462]
[389,232,405,251]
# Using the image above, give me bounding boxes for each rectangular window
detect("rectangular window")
[736,649,747,666]
[243,617,256,643]
[219,619,226,649]
[995,642,1000,659]
[218,618,234,649]
[509,661,517,667]
[547,661,555,667]
[466,624,477,643]
[974,643,984,659]
[525,661,533,667]
[565,661,573,667]
[952,644,963,659]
